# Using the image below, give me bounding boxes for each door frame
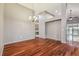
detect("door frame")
[45,19,61,40]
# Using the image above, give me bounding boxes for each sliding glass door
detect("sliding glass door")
[66,18,79,46]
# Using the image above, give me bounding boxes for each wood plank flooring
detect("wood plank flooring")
[3,38,79,56]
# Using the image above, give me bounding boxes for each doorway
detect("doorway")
[66,17,79,46]
[45,19,61,41]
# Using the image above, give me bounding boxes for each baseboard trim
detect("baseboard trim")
[4,38,35,46]
[35,37,61,42]
[5,37,61,46]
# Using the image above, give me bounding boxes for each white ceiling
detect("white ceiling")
[19,3,79,19]
[19,3,34,10]
[19,3,62,15]
[67,3,79,17]
[19,3,63,20]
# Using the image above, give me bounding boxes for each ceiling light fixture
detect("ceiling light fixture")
[29,15,38,22]
[68,9,73,20]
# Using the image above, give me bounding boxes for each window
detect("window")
[67,23,79,41]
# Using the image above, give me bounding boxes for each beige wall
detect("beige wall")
[0,4,4,55]
[4,4,35,45]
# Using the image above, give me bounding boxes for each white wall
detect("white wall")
[39,16,46,38]
[38,3,62,39]
[4,3,67,45]
[19,3,66,40]
[4,4,35,45]
[0,4,4,55]
[60,4,67,43]
[39,3,67,43]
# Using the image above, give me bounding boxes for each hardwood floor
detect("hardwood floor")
[3,38,79,56]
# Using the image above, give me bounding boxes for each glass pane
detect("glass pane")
[67,35,72,41]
